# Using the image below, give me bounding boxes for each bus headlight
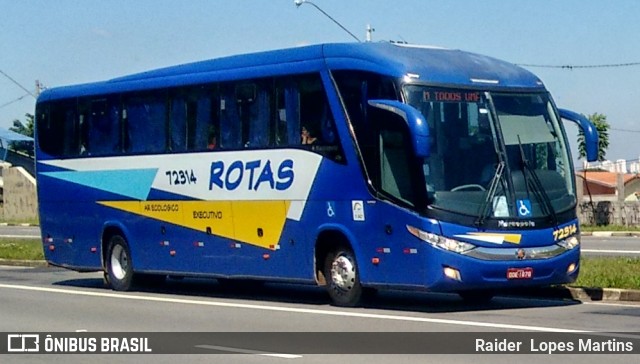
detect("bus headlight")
[407,225,476,253]
[557,235,580,250]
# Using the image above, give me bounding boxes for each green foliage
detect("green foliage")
[577,112,610,161]
[9,113,34,137]
[574,257,640,290]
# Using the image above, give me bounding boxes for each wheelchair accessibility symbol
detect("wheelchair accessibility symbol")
[327,202,336,218]
[517,199,532,217]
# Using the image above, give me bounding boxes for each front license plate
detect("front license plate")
[507,267,533,280]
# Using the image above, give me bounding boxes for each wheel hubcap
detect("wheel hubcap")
[110,244,128,280]
[331,255,356,291]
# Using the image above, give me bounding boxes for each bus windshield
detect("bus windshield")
[404,86,575,221]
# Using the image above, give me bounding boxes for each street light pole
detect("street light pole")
[366,24,375,42]
[294,0,361,42]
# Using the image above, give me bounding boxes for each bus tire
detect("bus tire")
[324,247,363,307]
[106,234,134,291]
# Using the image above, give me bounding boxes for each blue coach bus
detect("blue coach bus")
[35,42,598,306]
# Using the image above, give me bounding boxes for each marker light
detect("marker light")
[403,73,420,83]
[443,267,462,281]
[406,225,476,254]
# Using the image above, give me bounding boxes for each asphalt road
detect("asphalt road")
[581,235,640,256]
[0,225,40,239]
[1,265,639,363]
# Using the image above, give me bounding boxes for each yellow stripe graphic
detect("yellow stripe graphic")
[469,232,522,244]
[98,200,291,250]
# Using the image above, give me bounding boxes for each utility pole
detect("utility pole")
[35,80,43,97]
[366,24,375,42]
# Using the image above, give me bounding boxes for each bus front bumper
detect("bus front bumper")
[423,245,581,292]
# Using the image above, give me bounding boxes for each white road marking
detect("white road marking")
[195,344,301,358]
[0,266,33,270]
[0,283,586,333]
[581,301,640,308]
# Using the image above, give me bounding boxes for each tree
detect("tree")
[9,113,34,137]
[577,112,609,161]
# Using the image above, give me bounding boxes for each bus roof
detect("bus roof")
[39,42,545,102]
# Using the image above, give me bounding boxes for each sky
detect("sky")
[2,0,640,165]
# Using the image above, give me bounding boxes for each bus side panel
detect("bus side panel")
[38,170,111,271]
[106,201,315,281]
[342,201,430,288]
[40,200,103,271]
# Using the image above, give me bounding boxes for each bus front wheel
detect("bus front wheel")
[106,235,134,291]
[324,248,363,307]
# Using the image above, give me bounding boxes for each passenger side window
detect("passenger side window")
[219,83,241,149]
[87,97,121,156]
[274,78,298,146]
[295,74,344,162]
[170,87,219,152]
[237,82,271,148]
[38,101,76,157]
[123,92,167,154]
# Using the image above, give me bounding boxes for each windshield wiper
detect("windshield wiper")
[517,137,558,225]
[475,161,505,227]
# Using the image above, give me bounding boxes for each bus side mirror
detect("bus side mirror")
[558,108,599,162]
[367,100,430,157]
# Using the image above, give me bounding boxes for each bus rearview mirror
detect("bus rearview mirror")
[367,100,430,158]
[558,108,599,162]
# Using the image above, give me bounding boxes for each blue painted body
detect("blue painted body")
[36,42,582,293]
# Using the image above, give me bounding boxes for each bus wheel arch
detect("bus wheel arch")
[314,229,348,286]
[314,229,364,307]
[102,226,134,291]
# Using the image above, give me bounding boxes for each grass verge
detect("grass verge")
[0,218,40,226]
[0,238,44,261]
[573,256,640,290]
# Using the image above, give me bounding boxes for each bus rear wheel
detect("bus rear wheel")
[106,235,134,291]
[324,248,363,307]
